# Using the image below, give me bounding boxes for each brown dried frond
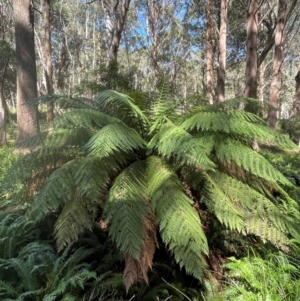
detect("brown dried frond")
[123,254,144,293]
[123,206,157,293]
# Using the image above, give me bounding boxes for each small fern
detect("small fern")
[222,252,300,301]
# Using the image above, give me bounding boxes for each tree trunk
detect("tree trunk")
[244,0,258,98]
[292,61,300,115]
[206,0,214,104]
[258,61,265,102]
[257,0,297,69]
[0,5,7,146]
[44,0,54,123]
[0,61,8,146]
[146,0,159,78]
[217,0,227,103]
[102,0,131,66]
[13,0,39,146]
[267,0,287,128]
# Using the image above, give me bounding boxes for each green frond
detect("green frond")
[148,121,216,170]
[208,171,300,247]
[27,160,80,222]
[0,280,18,298]
[181,111,270,141]
[74,156,110,201]
[0,213,39,259]
[30,94,92,110]
[93,90,149,130]
[45,128,92,149]
[51,108,122,131]
[202,173,244,232]
[15,132,48,150]
[85,123,146,159]
[91,272,123,295]
[18,242,55,273]
[105,161,149,259]
[215,138,292,186]
[54,191,95,251]
[1,147,81,200]
[146,156,208,280]
[150,101,178,134]
[3,258,39,291]
[180,107,296,149]
[15,290,41,301]
[15,127,91,151]
[223,253,300,301]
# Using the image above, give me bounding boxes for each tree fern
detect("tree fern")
[2,90,299,292]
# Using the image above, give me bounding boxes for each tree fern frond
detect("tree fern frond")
[85,123,146,159]
[180,108,296,149]
[1,148,81,199]
[123,205,157,291]
[146,156,208,280]
[105,161,149,259]
[148,121,216,170]
[54,191,95,251]
[93,90,149,130]
[15,132,48,150]
[123,254,145,293]
[215,138,292,186]
[202,173,244,232]
[74,156,110,201]
[208,171,300,247]
[51,108,122,131]
[16,126,90,151]
[30,94,92,110]
[181,111,271,141]
[26,160,80,222]
[45,128,92,149]
[149,101,178,134]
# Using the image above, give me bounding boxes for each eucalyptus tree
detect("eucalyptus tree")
[267,0,288,128]
[217,0,227,102]
[13,0,39,146]
[0,41,14,146]
[244,0,258,99]
[206,0,214,104]
[0,1,12,145]
[44,0,54,123]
